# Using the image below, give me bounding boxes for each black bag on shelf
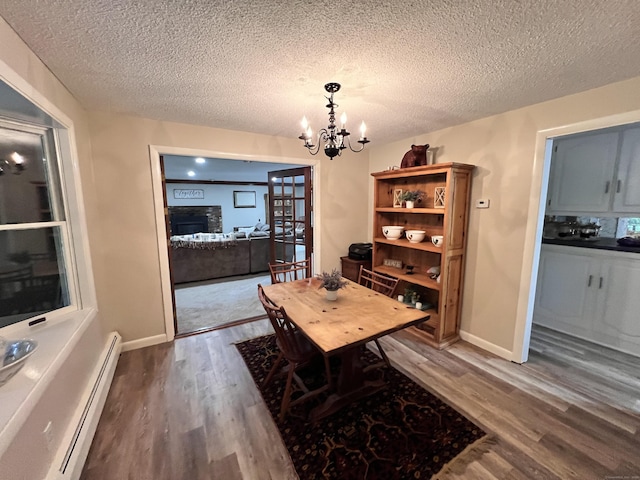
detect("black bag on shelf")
[348,243,372,260]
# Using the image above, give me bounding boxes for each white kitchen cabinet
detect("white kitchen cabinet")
[612,127,640,212]
[547,131,619,213]
[547,125,640,215]
[534,247,599,335]
[598,259,640,352]
[534,245,640,357]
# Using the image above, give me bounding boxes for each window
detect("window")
[618,217,640,237]
[0,118,72,328]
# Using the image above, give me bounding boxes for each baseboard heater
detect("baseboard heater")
[49,332,121,480]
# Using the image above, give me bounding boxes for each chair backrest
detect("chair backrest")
[269,258,311,284]
[358,266,399,298]
[257,284,309,360]
[0,264,33,297]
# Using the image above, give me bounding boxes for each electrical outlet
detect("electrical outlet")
[43,421,54,452]
[476,199,490,209]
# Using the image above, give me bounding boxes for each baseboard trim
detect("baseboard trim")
[459,330,513,361]
[121,334,168,352]
[47,331,121,480]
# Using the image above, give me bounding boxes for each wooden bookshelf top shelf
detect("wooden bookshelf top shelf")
[371,162,475,178]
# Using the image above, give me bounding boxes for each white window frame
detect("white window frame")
[0,80,96,337]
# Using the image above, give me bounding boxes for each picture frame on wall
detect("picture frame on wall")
[233,190,256,208]
[173,188,204,199]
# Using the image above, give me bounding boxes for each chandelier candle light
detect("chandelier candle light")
[298,82,370,160]
[0,152,26,176]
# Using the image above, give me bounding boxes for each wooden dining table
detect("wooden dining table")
[262,277,430,420]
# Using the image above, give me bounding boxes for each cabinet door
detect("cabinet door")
[548,132,619,213]
[533,248,598,333]
[612,127,640,213]
[596,259,640,356]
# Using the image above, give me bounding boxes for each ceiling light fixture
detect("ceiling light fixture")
[0,152,26,176]
[298,82,369,160]
[195,157,205,164]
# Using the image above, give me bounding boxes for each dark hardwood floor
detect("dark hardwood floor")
[81,322,640,479]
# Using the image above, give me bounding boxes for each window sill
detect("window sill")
[0,308,98,457]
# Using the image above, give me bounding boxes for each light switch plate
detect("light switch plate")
[476,199,490,209]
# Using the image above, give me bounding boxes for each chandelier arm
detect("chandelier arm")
[302,129,330,156]
[344,136,367,153]
[305,143,322,156]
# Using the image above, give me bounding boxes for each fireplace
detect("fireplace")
[168,206,223,235]
[170,215,209,235]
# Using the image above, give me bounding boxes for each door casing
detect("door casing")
[149,145,320,342]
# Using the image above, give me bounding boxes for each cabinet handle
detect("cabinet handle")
[587,275,593,287]
[605,181,610,194]
[599,276,603,289]
[617,179,621,193]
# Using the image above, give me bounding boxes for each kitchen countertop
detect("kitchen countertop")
[542,237,640,253]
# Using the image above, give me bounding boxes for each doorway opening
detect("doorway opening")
[515,114,640,367]
[529,123,640,361]
[160,154,312,337]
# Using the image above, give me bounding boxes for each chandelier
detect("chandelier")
[0,152,26,176]
[298,82,370,160]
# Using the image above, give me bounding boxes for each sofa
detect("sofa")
[171,236,270,284]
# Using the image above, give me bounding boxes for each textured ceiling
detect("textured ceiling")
[2,1,640,145]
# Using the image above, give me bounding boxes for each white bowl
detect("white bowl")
[406,230,426,243]
[382,225,404,240]
[0,338,38,387]
[431,235,444,247]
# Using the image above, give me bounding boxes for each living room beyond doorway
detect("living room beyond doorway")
[161,154,309,335]
[174,272,271,334]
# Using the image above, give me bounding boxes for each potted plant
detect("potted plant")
[403,285,420,305]
[399,190,423,208]
[316,269,348,301]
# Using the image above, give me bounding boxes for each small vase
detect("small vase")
[405,200,414,209]
[325,289,338,301]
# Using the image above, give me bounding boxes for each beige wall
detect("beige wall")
[0,18,98,226]
[0,16,108,478]
[369,76,640,355]
[87,111,370,341]
[7,6,640,355]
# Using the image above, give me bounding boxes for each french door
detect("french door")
[267,167,313,265]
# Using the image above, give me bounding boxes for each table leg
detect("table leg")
[309,345,386,422]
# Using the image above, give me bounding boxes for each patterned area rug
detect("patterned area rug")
[236,334,488,479]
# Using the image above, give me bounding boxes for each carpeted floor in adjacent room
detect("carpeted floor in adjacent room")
[174,272,271,334]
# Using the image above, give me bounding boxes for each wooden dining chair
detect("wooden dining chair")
[269,257,311,284]
[357,266,400,368]
[257,284,333,421]
[0,264,33,316]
